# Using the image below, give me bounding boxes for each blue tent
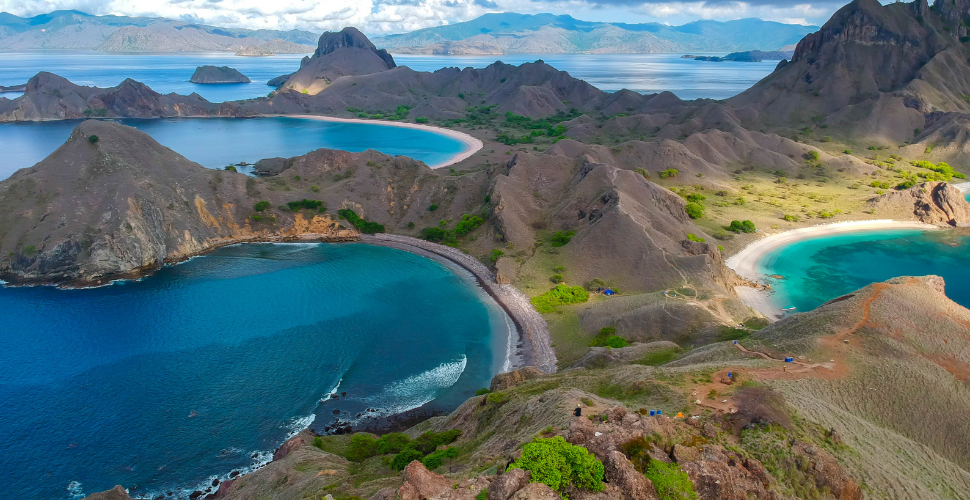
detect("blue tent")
[604,289,615,296]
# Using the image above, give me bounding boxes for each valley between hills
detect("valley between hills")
[4,0,970,498]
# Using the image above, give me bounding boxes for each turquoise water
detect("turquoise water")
[0,243,513,499]
[0,117,468,180]
[0,51,779,102]
[756,229,970,314]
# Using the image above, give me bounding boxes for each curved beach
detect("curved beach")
[726,220,940,320]
[361,233,556,374]
[284,114,484,169]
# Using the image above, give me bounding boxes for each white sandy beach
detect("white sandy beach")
[725,219,940,321]
[284,114,484,169]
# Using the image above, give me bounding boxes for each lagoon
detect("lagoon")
[0,242,513,500]
[756,228,970,314]
[0,116,469,180]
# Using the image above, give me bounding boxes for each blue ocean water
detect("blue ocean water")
[0,116,468,180]
[756,229,970,313]
[0,51,779,103]
[0,242,513,500]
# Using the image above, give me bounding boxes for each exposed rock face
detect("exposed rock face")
[190,65,251,83]
[281,27,396,95]
[0,72,236,122]
[490,366,546,391]
[603,451,658,500]
[487,468,530,500]
[867,181,970,226]
[397,461,452,500]
[81,486,133,500]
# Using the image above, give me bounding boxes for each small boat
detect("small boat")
[781,306,797,312]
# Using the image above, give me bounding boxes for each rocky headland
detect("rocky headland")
[189,65,251,84]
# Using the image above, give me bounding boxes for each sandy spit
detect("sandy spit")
[282,114,484,169]
[361,234,557,374]
[725,220,940,321]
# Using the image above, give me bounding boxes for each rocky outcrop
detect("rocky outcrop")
[0,72,236,122]
[397,461,453,500]
[280,27,396,94]
[190,65,251,84]
[490,366,546,391]
[487,468,530,500]
[82,486,133,500]
[867,181,970,226]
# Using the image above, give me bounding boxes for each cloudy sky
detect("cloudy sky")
[0,0,849,34]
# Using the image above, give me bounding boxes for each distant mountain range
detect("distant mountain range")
[0,10,816,55]
[0,10,317,52]
[373,13,817,54]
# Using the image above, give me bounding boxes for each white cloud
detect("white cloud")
[0,0,837,34]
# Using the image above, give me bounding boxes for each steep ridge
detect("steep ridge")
[280,28,397,95]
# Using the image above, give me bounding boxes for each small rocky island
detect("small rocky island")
[235,45,274,57]
[189,65,251,84]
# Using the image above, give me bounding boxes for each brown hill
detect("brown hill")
[280,27,397,95]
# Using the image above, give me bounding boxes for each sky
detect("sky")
[0,0,850,34]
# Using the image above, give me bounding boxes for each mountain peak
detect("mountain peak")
[314,27,395,68]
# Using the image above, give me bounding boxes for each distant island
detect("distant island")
[189,66,251,84]
[235,46,274,57]
[682,50,795,62]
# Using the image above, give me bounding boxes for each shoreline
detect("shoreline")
[281,114,484,169]
[725,219,940,321]
[361,233,557,374]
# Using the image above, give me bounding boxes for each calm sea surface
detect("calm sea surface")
[0,242,513,499]
[756,229,970,314]
[0,51,779,102]
[0,116,468,180]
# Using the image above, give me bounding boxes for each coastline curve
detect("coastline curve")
[361,233,557,374]
[282,114,484,169]
[725,220,940,321]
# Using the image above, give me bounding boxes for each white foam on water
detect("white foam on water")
[320,378,343,403]
[66,481,85,499]
[284,414,316,440]
[356,356,468,421]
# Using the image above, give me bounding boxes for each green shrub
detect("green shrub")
[429,204,439,211]
[806,150,819,161]
[783,214,799,222]
[634,168,650,179]
[313,436,324,450]
[659,168,679,179]
[684,202,704,219]
[422,226,447,242]
[686,233,705,243]
[508,436,604,496]
[286,199,325,212]
[391,447,424,470]
[254,201,271,212]
[376,433,412,455]
[338,208,385,234]
[422,447,458,469]
[551,230,576,247]
[551,273,564,283]
[896,179,916,190]
[475,387,492,396]
[414,429,462,454]
[224,165,237,172]
[454,214,484,236]
[487,392,510,405]
[415,117,429,123]
[490,249,504,263]
[88,135,99,144]
[590,326,627,348]
[727,220,756,233]
[685,193,706,203]
[476,490,488,500]
[644,459,696,500]
[531,285,589,313]
[345,434,378,462]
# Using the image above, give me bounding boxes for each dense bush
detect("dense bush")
[531,285,589,313]
[508,436,604,496]
[551,230,576,247]
[415,117,429,123]
[338,208,385,234]
[414,429,461,454]
[727,220,756,233]
[88,135,99,144]
[644,459,696,500]
[286,199,325,212]
[224,165,237,172]
[590,326,627,348]
[806,150,820,161]
[490,249,505,263]
[391,448,424,470]
[376,433,412,455]
[253,201,271,212]
[684,202,704,219]
[421,447,458,469]
[685,193,706,203]
[345,434,378,462]
[659,168,679,179]
[454,214,484,236]
[686,233,705,242]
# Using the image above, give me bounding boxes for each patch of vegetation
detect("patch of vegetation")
[716,326,750,342]
[531,285,590,313]
[454,214,485,236]
[490,249,504,263]
[87,135,99,144]
[508,436,604,497]
[224,165,237,172]
[912,160,966,181]
[422,447,458,469]
[428,204,439,211]
[253,201,271,212]
[286,199,326,212]
[634,168,650,179]
[415,117,429,123]
[659,168,679,179]
[727,220,756,233]
[338,208,385,234]
[635,347,681,366]
[551,230,576,247]
[390,448,423,470]
[684,202,704,219]
[645,459,697,499]
[589,326,628,348]
[345,434,379,462]
[475,388,492,396]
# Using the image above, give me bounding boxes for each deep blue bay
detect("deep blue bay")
[0,243,514,499]
[756,228,970,313]
[0,117,469,180]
